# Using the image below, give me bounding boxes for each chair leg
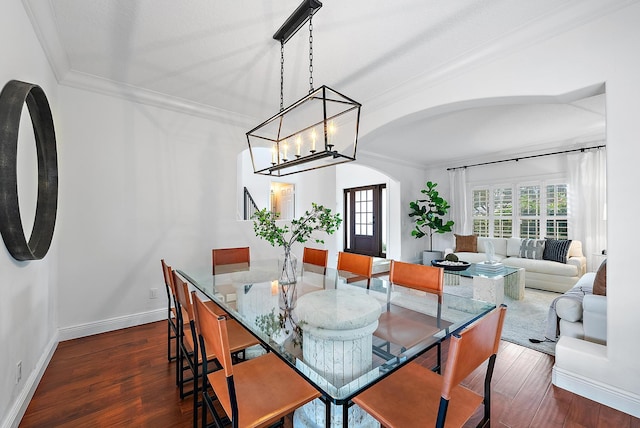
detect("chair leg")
[168,317,178,363]
[192,347,199,428]
[167,315,172,362]
[436,397,449,428]
[478,354,497,428]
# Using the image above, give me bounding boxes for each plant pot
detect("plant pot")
[422,250,443,266]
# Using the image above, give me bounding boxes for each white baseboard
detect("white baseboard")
[553,366,640,418]
[2,332,58,428]
[58,308,166,341]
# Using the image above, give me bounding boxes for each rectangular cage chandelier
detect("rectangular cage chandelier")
[246,0,361,177]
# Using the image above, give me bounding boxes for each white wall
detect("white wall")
[4,1,640,424]
[0,1,60,425]
[361,3,640,415]
[54,85,338,332]
[352,154,441,263]
[335,162,402,262]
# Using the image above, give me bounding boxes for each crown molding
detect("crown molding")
[59,69,257,126]
[22,0,632,125]
[21,0,258,125]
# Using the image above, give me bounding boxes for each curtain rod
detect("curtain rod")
[446,144,606,171]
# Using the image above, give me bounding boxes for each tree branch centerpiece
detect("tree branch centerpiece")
[409,181,455,252]
[252,203,341,345]
[253,202,341,283]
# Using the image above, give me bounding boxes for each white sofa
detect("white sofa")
[450,237,587,293]
[555,272,607,344]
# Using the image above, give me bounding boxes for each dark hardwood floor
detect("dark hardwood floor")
[20,320,639,427]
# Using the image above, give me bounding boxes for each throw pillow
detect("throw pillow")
[454,234,477,252]
[593,259,607,296]
[542,239,572,264]
[519,238,546,260]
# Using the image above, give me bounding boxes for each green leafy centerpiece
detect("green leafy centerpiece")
[252,203,341,344]
[252,202,341,285]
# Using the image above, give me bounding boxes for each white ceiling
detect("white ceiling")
[23,0,616,166]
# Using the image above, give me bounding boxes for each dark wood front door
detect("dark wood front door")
[344,184,385,257]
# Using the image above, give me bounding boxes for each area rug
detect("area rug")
[444,283,559,355]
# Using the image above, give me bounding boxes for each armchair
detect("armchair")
[555,272,607,345]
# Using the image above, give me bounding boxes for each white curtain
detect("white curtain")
[449,168,470,234]
[567,147,607,271]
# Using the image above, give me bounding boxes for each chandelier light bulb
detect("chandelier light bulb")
[310,129,317,153]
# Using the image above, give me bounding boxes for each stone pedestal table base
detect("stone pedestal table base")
[293,289,382,428]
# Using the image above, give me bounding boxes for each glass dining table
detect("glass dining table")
[177,259,495,428]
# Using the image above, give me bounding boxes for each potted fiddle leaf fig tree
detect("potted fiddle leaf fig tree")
[409,181,454,264]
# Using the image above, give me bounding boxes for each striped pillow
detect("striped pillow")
[519,239,546,259]
[542,239,572,263]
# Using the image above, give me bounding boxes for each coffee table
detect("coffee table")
[444,263,525,304]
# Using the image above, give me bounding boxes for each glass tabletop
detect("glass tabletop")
[444,262,521,279]
[177,259,495,402]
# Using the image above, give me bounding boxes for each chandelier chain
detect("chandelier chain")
[309,15,314,93]
[280,39,284,111]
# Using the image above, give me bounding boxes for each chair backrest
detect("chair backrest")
[212,247,250,274]
[389,260,443,297]
[337,252,373,278]
[172,271,193,323]
[303,247,329,268]
[161,259,176,300]
[192,292,234,379]
[441,305,507,400]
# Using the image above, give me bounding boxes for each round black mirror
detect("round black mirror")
[0,80,58,261]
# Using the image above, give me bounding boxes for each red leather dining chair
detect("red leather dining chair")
[191,292,320,428]
[353,305,507,428]
[172,271,259,428]
[337,251,374,289]
[212,247,250,274]
[303,247,329,274]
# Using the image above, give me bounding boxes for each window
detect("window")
[519,185,540,238]
[472,189,489,237]
[471,180,569,239]
[545,183,568,239]
[493,187,513,238]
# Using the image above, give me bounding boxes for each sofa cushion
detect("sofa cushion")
[502,257,579,277]
[477,237,507,257]
[568,240,584,258]
[519,238,546,260]
[454,234,477,252]
[543,239,572,263]
[593,259,607,296]
[507,237,523,257]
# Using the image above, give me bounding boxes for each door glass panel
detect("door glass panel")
[355,189,374,237]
